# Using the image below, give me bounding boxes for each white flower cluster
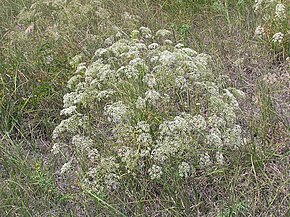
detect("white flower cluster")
[178,162,191,178]
[52,27,245,194]
[253,1,289,48]
[104,101,129,123]
[275,3,286,21]
[148,164,163,180]
[272,32,284,43]
[255,26,265,38]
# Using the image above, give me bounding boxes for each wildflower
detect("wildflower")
[207,130,223,148]
[52,114,85,139]
[156,29,172,39]
[72,135,94,150]
[223,89,239,109]
[51,143,61,155]
[272,32,284,43]
[136,96,146,109]
[60,106,77,116]
[180,47,198,57]
[145,90,161,107]
[88,149,100,163]
[104,173,120,191]
[178,162,190,178]
[159,50,176,65]
[223,125,243,148]
[191,115,206,131]
[139,26,152,39]
[175,43,184,49]
[104,101,129,124]
[255,26,265,38]
[148,43,159,50]
[199,152,212,167]
[60,160,72,174]
[143,73,156,88]
[137,133,153,146]
[136,121,150,133]
[96,89,114,101]
[94,48,108,58]
[207,115,226,129]
[216,151,224,165]
[148,165,163,180]
[164,39,173,45]
[275,3,286,21]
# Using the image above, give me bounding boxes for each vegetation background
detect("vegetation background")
[0,0,289,216]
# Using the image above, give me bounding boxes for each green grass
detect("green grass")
[0,0,289,216]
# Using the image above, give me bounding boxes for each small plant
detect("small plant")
[254,0,290,59]
[52,27,245,199]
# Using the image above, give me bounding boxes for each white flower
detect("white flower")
[178,162,190,178]
[137,133,153,146]
[175,43,184,49]
[223,125,243,148]
[199,152,212,167]
[180,48,198,57]
[272,32,284,43]
[136,96,146,109]
[255,26,265,38]
[223,89,239,109]
[67,75,83,90]
[63,92,78,108]
[164,39,173,45]
[207,115,226,129]
[148,43,159,50]
[136,121,150,133]
[51,143,61,155]
[96,89,114,101]
[72,135,94,150]
[275,3,286,21]
[143,74,156,88]
[145,90,161,106]
[207,130,223,148]
[216,151,224,165]
[60,160,72,174]
[88,149,100,162]
[94,48,108,58]
[159,50,176,65]
[139,26,152,39]
[60,106,77,116]
[156,29,172,38]
[52,115,86,139]
[148,165,163,180]
[104,101,129,124]
[104,173,120,191]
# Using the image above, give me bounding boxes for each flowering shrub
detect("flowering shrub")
[52,27,245,195]
[254,0,289,58]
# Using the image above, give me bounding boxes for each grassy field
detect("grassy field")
[0,0,289,216]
